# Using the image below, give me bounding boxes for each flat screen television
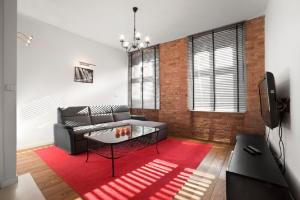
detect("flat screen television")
[258,72,279,129]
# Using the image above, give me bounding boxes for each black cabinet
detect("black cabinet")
[226,134,293,200]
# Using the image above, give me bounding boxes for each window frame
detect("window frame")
[128,45,160,110]
[188,23,247,113]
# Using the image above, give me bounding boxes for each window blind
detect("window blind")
[188,23,246,112]
[128,46,160,109]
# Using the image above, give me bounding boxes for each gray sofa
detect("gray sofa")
[54,105,167,155]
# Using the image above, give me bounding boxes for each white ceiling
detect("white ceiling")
[18,0,268,50]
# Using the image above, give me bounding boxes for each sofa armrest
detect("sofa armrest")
[131,114,147,121]
[54,123,73,130]
[54,123,74,154]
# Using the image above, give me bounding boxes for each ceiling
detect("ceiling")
[18,0,268,50]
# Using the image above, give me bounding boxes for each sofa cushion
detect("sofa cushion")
[73,121,128,135]
[89,105,114,124]
[112,105,131,121]
[121,119,167,130]
[59,106,91,127]
[113,112,131,121]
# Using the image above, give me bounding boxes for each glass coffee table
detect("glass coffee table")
[84,125,159,177]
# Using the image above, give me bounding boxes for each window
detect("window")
[128,46,160,109]
[188,24,246,112]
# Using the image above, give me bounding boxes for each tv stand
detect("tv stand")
[226,134,293,200]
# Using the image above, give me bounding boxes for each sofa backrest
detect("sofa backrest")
[57,105,132,125]
[58,106,91,127]
[111,105,131,121]
[89,105,114,124]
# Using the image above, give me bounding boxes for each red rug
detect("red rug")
[35,137,211,200]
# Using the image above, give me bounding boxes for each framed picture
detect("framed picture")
[74,67,93,83]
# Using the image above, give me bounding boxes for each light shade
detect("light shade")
[119,7,150,52]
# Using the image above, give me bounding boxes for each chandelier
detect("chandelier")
[119,7,150,52]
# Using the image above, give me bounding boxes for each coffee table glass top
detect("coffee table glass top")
[84,125,158,144]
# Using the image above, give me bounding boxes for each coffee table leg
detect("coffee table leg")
[111,144,115,177]
[86,139,89,162]
[156,131,159,154]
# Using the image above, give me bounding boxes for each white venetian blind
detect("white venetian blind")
[128,46,160,109]
[188,24,247,112]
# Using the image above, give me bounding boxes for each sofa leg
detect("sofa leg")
[86,139,89,162]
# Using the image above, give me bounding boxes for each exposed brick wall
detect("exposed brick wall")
[130,109,159,121]
[191,112,245,143]
[159,39,192,136]
[243,17,266,134]
[132,17,265,143]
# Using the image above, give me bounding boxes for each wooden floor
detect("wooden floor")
[17,137,233,200]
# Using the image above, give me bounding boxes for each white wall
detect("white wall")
[0,0,17,188]
[265,0,300,199]
[17,14,128,150]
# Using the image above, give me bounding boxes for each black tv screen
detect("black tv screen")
[258,72,279,129]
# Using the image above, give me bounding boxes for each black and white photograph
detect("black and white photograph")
[74,67,93,83]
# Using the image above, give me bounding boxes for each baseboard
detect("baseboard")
[0,176,18,189]
[17,141,54,151]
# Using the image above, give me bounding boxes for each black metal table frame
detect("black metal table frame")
[85,129,160,177]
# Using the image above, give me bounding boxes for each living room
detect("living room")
[0,0,300,200]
